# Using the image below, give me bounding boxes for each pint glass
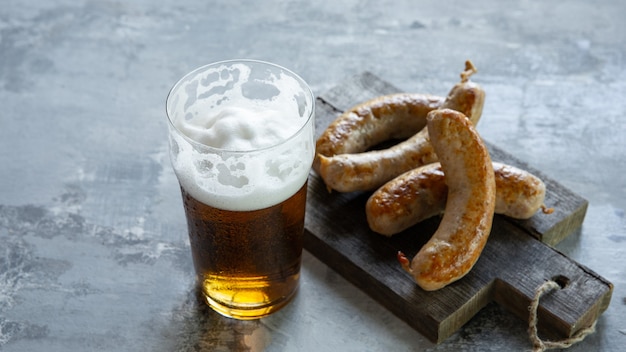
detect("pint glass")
[166,60,315,319]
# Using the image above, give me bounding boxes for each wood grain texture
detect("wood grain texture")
[303,72,612,343]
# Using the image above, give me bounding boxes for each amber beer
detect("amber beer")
[181,182,306,318]
[166,60,315,319]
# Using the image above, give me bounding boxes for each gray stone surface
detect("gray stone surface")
[1,0,625,351]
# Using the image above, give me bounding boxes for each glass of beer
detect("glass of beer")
[166,60,315,320]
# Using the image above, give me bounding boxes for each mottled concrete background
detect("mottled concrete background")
[1,1,625,351]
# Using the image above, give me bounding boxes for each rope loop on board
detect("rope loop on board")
[528,279,597,352]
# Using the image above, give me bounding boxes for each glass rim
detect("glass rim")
[165,59,315,155]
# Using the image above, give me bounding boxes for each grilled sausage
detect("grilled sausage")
[313,93,445,173]
[367,162,549,236]
[398,108,496,291]
[318,60,485,192]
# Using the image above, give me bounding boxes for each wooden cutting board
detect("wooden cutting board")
[302,72,613,343]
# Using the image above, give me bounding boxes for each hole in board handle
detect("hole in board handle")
[551,275,570,289]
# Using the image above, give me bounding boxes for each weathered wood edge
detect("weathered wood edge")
[485,142,589,246]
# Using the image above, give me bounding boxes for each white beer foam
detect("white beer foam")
[176,106,299,151]
[167,62,314,211]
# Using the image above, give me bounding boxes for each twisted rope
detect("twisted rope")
[528,280,597,352]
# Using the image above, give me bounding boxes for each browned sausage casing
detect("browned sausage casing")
[318,61,485,192]
[313,93,445,173]
[366,162,547,236]
[398,108,496,291]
